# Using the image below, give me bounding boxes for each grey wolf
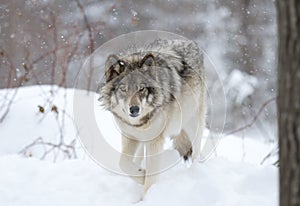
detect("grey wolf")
[98,39,206,195]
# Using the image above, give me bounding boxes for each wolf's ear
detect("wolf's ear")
[105,54,119,70]
[105,54,125,82]
[140,53,157,78]
[140,53,155,67]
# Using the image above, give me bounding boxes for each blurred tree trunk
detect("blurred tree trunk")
[277,0,300,205]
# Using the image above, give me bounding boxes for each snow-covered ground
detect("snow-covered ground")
[0,86,278,206]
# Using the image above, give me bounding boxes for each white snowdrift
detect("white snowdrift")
[0,86,278,206]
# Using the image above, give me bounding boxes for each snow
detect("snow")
[0,86,278,205]
[226,69,258,104]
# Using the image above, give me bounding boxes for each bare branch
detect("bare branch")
[19,136,77,161]
[75,0,94,54]
[225,97,277,136]
[50,11,58,86]
[59,31,83,87]
[75,0,95,91]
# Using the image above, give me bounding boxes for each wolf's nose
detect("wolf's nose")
[129,106,140,117]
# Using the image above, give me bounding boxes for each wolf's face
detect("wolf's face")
[114,71,156,118]
[100,53,164,125]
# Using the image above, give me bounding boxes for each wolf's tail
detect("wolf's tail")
[172,130,192,161]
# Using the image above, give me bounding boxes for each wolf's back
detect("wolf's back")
[149,39,203,69]
[142,39,205,82]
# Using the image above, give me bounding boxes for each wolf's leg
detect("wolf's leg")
[172,130,192,161]
[184,110,205,161]
[191,128,203,161]
[144,136,164,193]
[133,143,144,167]
[119,135,145,184]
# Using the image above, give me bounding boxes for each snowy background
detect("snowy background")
[0,0,278,205]
[0,0,277,132]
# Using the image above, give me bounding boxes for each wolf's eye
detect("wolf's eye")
[118,60,125,67]
[119,85,127,92]
[139,85,146,92]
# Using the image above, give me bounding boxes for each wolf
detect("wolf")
[98,39,206,195]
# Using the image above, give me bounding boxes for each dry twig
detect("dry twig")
[225,97,276,136]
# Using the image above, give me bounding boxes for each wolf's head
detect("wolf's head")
[99,53,164,126]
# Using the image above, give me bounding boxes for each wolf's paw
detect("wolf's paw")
[183,147,193,161]
[131,169,145,185]
[137,168,146,176]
